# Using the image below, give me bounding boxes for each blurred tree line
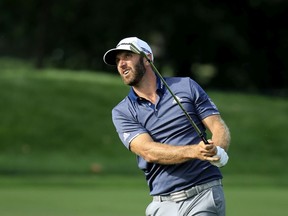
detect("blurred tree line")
[0,0,287,92]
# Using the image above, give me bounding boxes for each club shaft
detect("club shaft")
[130,43,208,144]
[148,60,209,144]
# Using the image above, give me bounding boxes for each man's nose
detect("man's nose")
[118,59,127,67]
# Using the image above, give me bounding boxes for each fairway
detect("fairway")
[226,187,288,216]
[0,175,151,216]
[0,182,150,216]
[0,175,287,216]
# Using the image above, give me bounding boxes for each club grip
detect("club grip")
[201,135,209,144]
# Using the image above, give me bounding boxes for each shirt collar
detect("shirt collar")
[128,75,166,102]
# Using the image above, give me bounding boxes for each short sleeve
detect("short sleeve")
[189,79,220,119]
[112,100,148,149]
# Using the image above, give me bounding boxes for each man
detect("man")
[103,37,231,216]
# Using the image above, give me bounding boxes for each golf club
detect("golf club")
[130,43,209,144]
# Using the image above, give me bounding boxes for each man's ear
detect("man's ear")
[144,54,152,65]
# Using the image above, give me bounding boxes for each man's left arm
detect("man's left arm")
[202,114,231,167]
[202,114,231,152]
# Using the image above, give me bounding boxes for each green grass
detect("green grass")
[226,187,288,216]
[0,175,287,216]
[0,58,136,175]
[0,175,150,216]
[0,57,288,176]
[208,92,288,175]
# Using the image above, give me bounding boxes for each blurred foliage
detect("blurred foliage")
[0,0,287,92]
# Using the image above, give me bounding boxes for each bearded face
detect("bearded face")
[117,53,146,86]
[125,56,146,86]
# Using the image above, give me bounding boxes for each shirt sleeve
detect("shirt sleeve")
[112,99,148,150]
[189,78,220,119]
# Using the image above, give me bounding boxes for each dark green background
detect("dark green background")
[1,0,287,92]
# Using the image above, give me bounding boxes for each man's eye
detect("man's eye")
[125,53,132,58]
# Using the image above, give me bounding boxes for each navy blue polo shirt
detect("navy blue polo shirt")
[112,77,222,195]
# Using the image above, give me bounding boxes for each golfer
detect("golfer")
[103,37,231,216]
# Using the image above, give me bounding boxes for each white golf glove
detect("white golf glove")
[210,146,229,168]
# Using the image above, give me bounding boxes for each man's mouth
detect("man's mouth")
[123,70,130,75]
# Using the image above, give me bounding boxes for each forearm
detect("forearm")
[211,118,231,151]
[130,133,219,165]
[135,142,195,165]
[202,115,231,152]
[212,119,231,152]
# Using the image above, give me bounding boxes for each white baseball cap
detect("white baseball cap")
[103,37,153,65]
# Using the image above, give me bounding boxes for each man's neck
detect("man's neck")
[133,71,158,104]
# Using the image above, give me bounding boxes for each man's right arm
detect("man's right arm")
[130,133,220,165]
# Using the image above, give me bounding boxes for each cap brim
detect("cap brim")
[103,48,131,66]
[103,48,118,65]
